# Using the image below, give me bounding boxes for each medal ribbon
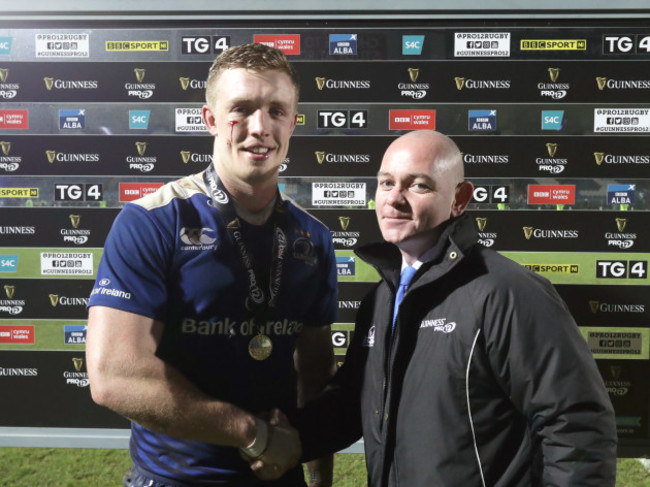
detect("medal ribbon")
[203,165,288,327]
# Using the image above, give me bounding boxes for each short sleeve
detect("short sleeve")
[88,203,171,321]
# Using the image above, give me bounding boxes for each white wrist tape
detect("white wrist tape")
[240,417,269,459]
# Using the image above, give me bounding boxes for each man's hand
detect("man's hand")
[244,409,302,481]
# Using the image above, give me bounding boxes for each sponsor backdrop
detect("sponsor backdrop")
[1,17,649,455]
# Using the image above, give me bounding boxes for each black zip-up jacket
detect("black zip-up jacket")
[297,215,617,486]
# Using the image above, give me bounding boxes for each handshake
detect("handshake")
[239,408,304,481]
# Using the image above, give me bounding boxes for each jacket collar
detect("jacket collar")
[355,214,478,288]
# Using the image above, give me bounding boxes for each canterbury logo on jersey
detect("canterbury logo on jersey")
[179,227,218,250]
[420,317,456,333]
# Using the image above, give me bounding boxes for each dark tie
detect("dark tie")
[392,266,417,330]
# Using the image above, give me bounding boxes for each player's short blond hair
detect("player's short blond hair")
[205,43,300,109]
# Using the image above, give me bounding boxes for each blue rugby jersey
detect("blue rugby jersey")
[89,174,338,484]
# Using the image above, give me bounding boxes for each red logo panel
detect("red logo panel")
[0,109,29,129]
[527,184,575,205]
[0,325,35,344]
[389,110,436,130]
[119,183,164,202]
[253,35,301,55]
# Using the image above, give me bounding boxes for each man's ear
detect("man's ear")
[202,105,219,136]
[451,180,474,217]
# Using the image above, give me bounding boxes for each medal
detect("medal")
[248,334,273,361]
[203,166,288,362]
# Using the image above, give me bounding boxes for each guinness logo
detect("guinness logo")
[616,218,627,232]
[596,77,607,90]
[589,300,599,314]
[0,68,8,82]
[523,226,534,240]
[315,151,326,164]
[315,77,326,90]
[408,68,420,83]
[49,294,60,307]
[546,143,558,158]
[548,67,560,82]
[4,285,15,299]
[69,214,81,229]
[180,151,191,164]
[179,77,190,90]
[475,217,487,232]
[46,150,57,163]
[339,216,351,231]
[135,141,147,156]
[593,152,605,166]
[44,77,55,90]
[72,357,84,372]
[0,141,11,156]
[454,77,466,90]
[134,68,146,83]
[610,365,622,380]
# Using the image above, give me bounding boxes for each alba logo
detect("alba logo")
[179,227,217,246]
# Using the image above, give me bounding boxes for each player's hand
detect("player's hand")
[245,409,302,481]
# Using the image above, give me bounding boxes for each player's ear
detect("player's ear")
[202,105,219,136]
